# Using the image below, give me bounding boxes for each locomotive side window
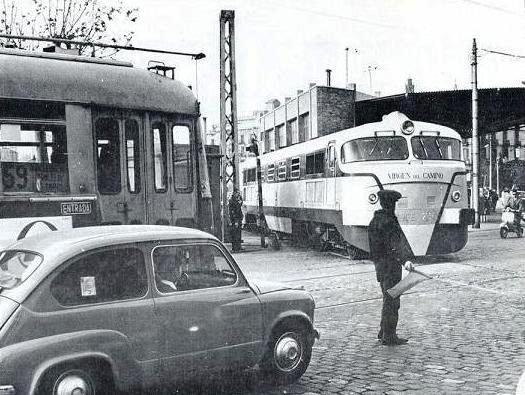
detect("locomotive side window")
[125,120,141,193]
[278,161,287,180]
[306,151,325,175]
[290,158,300,179]
[340,136,408,163]
[96,118,121,194]
[411,136,461,160]
[267,164,275,182]
[152,122,168,192]
[0,123,69,193]
[172,125,192,192]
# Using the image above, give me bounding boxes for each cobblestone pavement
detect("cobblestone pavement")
[176,217,525,394]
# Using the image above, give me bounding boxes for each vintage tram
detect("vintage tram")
[242,112,475,257]
[0,48,220,248]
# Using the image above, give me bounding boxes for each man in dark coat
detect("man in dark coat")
[228,188,244,252]
[368,189,414,346]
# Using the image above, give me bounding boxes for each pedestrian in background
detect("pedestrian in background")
[368,189,414,346]
[229,188,244,252]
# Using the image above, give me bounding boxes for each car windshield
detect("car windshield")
[411,136,461,160]
[0,250,43,290]
[341,136,409,163]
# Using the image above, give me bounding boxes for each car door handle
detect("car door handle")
[236,288,251,294]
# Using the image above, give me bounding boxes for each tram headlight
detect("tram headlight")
[368,193,379,204]
[401,120,415,135]
[451,190,461,202]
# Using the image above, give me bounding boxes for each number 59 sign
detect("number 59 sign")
[2,163,67,193]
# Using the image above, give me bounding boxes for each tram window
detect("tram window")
[244,168,256,183]
[411,136,461,160]
[340,137,408,163]
[0,123,69,193]
[328,145,336,168]
[96,118,121,194]
[290,158,300,179]
[125,120,141,193]
[306,152,325,175]
[172,125,192,192]
[152,122,167,192]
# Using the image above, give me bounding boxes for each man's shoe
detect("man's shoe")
[381,337,408,346]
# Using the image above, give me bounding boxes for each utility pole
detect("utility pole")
[220,10,240,241]
[471,38,480,228]
[367,65,378,93]
[345,47,349,87]
[247,134,266,248]
[489,135,493,190]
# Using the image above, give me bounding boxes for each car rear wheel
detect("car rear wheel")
[38,364,113,395]
[260,325,312,384]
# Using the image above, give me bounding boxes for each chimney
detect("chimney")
[405,78,415,94]
[297,90,304,96]
[374,91,381,97]
[347,83,356,91]
[265,99,280,111]
[326,69,332,86]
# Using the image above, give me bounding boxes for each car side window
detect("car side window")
[50,247,148,306]
[152,244,237,293]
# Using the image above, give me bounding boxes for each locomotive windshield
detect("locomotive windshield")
[0,123,69,193]
[341,136,409,163]
[411,136,461,160]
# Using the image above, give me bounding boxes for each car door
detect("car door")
[150,241,264,382]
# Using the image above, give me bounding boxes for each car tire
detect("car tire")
[500,227,508,239]
[37,364,114,395]
[260,324,312,385]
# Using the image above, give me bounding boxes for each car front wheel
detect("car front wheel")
[260,325,312,384]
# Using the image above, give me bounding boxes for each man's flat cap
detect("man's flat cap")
[378,189,402,202]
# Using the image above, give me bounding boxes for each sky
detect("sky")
[117,0,525,127]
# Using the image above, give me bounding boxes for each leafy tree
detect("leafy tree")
[0,0,138,55]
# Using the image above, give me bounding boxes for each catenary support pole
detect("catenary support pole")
[471,38,480,228]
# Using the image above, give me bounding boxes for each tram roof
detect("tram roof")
[0,49,198,115]
[355,87,525,137]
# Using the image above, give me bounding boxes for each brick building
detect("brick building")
[258,84,373,153]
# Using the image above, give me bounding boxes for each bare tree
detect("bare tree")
[0,0,138,55]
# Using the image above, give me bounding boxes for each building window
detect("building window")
[268,129,276,152]
[125,120,140,193]
[306,151,325,175]
[277,124,286,148]
[291,157,300,179]
[299,113,310,142]
[290,118,298,145]
[96,118,121,194]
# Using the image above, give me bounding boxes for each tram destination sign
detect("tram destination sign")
[61,202,92,215]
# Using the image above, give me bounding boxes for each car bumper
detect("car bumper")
[0,385,15,395]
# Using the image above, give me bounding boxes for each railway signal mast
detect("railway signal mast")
[219,10,240,242]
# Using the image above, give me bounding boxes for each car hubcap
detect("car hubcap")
[54,372,93,395]
[274,332,302,372]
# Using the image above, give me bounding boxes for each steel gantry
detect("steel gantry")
[219,10,239,241]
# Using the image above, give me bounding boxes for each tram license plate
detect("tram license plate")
[61,202,92,215]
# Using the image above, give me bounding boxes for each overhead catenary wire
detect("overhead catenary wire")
[480,48,525,60]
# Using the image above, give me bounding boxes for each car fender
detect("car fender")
[263,308,317,348]
[0,329,142,394]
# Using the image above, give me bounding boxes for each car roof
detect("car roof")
[6,225,217,257]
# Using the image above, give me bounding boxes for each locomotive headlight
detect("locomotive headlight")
[401,120,415,135]
[368,193,379,204]
[451,190,461,202]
